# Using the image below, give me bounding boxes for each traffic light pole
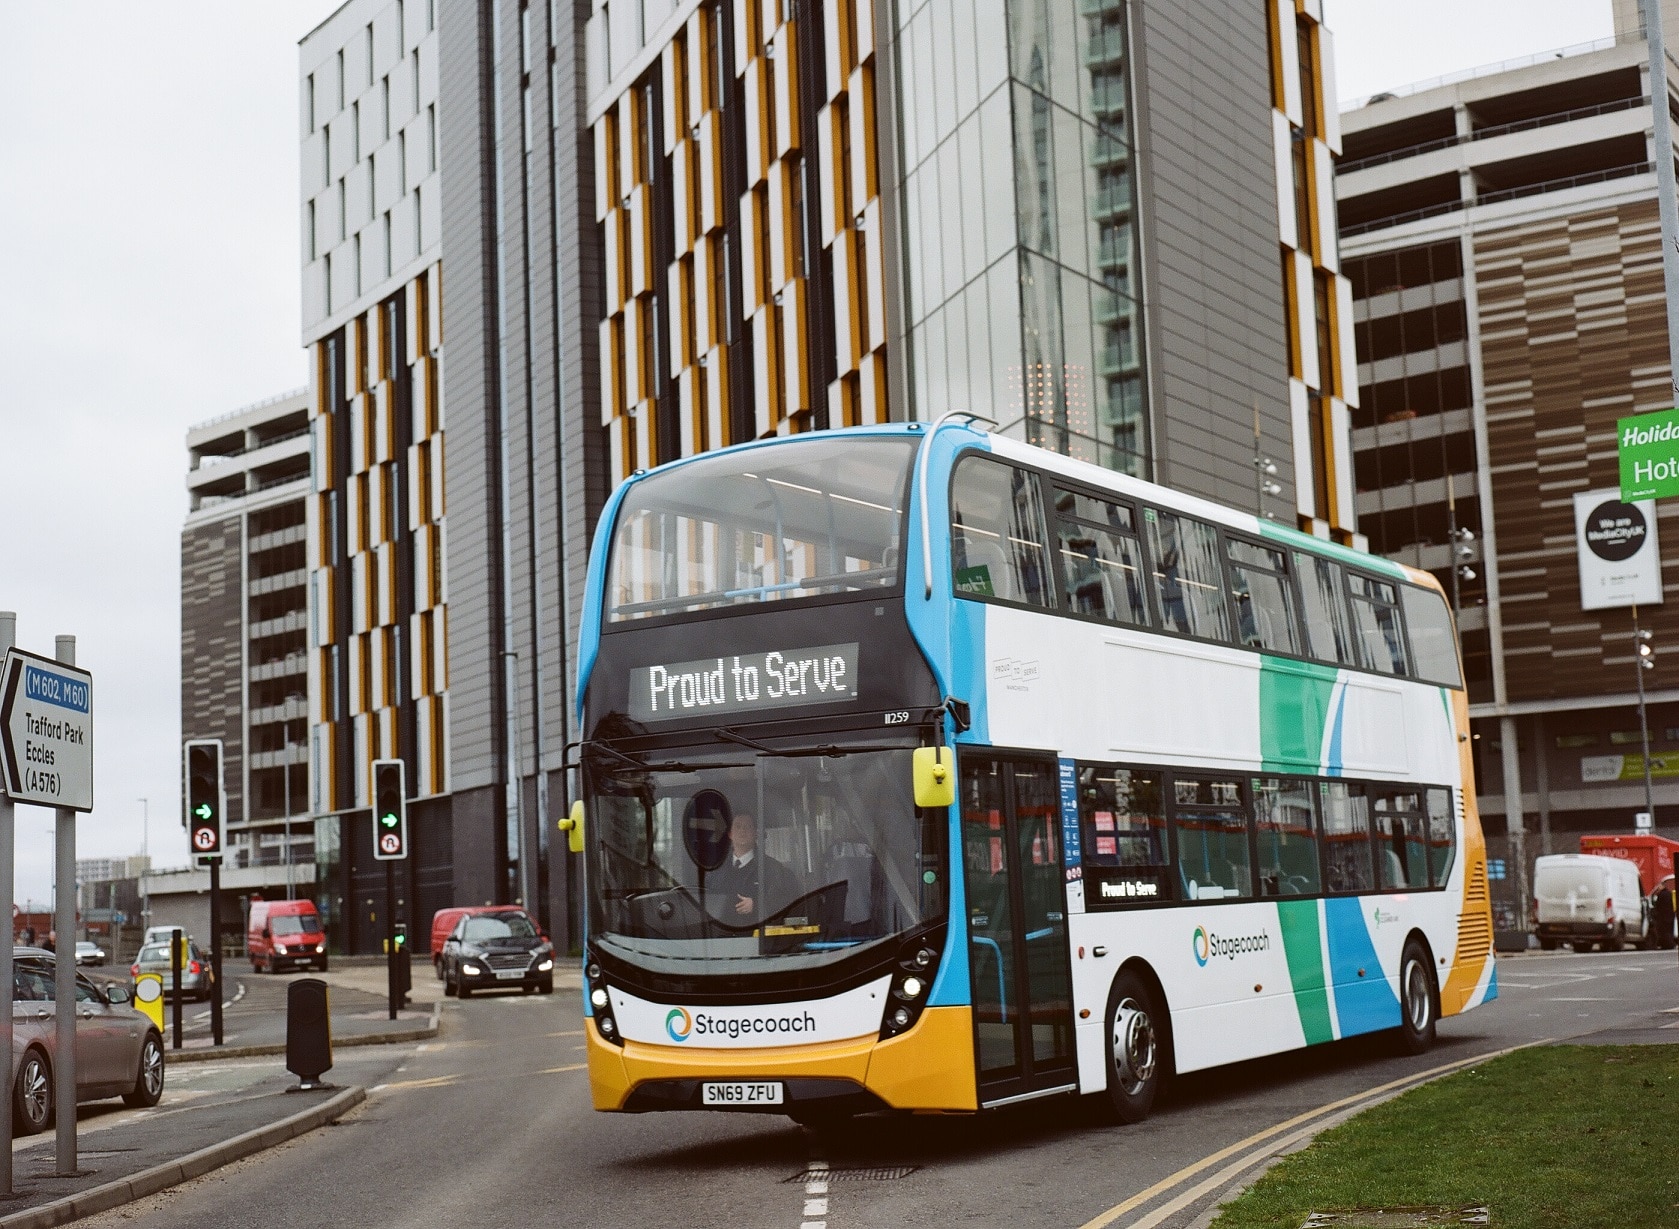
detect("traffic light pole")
[209,858,223,1045]
[385,859,397,1021]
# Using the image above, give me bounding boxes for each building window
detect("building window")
[365,23,374,88]
[338,178,347,241]
[412,48,420,114]
[428,104,437,172]
[414,185,423,250]
[399,130,408,189]
[352,100,361,162]
[1296,21,1319,140]
[306,73,316,132]
[384,210,393,277]
[354,233,363,298]
[336,48,345,112]
[308,200,317,261]
[382,76,391,140]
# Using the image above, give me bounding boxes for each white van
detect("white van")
[1533,853,1649,951]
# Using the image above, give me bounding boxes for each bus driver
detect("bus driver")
[708,812,794,923]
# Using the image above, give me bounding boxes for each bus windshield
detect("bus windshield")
[607,436,917,622]
[586,743,945,972]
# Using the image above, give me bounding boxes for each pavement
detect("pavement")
[0,957,584,1228]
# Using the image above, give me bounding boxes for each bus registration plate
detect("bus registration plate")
[701,1081,783,1106]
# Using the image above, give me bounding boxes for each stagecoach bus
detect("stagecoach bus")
[572,417,1496,1125]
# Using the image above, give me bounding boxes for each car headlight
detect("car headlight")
[537,958,554,972]
[315,944,325,953]
[462,964,483,976]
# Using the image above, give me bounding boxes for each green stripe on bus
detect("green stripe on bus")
[1258,656,1340,774]
[1277,899,1335,1045]
[1257,521,1408,579]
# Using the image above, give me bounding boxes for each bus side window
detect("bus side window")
[950,457,1053,607]
[1347,574,1411,676]
[1400,585,1463,688]
[1052,488,1150,627]
[1078,765,1170,906]
[1426,788,1455,886]
[1293,552,1357,666]
[1320,781,1373,893]
[1144,510,1232,642]
[1252,777,1319,896]
[1372,790,1426,889]
[1227,540,1301,654]
[1170,776,1251,900]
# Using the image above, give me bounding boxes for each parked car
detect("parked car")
[74,942,106,967]
[130,939,216,1001]
[429,905,532,978]
[439,911,555,998]
[1533,853,1650,951]
[246,898,328,973]
[10,948,165,1135]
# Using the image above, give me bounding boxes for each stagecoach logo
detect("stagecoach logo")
[1372,906,1399,927]
[1192,925,1271,967]
[666,1007,693,1042]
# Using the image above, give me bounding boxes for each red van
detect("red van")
[429,905,531,978]
[247,898,328,973]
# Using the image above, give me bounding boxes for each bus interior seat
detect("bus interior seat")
[959,536,1017,601]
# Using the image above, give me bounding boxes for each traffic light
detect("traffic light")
[184,740,224,861]
[372,759,408,861]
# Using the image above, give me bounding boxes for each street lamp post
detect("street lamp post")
[137,797,149,933]
[1634,606,1657,828]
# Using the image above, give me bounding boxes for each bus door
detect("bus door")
[960,753,1077,1105]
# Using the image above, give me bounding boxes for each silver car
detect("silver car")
[131,940,216,1001]
[9,949,165,1135]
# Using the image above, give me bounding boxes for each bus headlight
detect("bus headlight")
[898,976,924,1000]
[881,932,944,1040]
[590,987,609,1009]
[585,951,624,1047]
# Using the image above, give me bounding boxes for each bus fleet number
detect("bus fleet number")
[883,711,910,725]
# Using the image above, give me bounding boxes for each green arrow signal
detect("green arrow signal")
[380,812,399,828]
[193,804,213,820]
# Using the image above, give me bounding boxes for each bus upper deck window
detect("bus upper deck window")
[1227,540,1300,655]
[950,457,1053,607]
[1053,488,1149,627]
[1347,573,1410,677]
[1144,510,1231,643]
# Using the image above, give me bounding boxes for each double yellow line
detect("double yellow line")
[1076,1041,1544,1229]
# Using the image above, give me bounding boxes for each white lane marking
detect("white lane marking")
[801,1158,829,1229]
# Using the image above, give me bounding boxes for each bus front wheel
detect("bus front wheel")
[1098,969,1164,1124]
[1395,941,1437,1055]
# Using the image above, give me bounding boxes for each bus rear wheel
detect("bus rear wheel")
[1395,941,1437,1055]
[1097,970,1164,1124]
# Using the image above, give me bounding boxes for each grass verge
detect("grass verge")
[1212,1045,1679,1229]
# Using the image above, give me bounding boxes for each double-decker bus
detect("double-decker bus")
[573,418,1496,1125]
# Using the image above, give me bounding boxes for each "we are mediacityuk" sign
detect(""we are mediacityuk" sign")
[628,642,860,722]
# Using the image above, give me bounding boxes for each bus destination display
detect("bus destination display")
[629,642,860,722]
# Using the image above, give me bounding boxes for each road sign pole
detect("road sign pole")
[0,611,16,1197]
[209,858,223,1046]
[386,859,397,1021]
[52,635,76,1178]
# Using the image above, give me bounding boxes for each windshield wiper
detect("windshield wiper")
[583,741,738,774]
[711,726,873,759]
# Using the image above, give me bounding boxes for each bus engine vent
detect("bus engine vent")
[1454,911,1492,964]
[1464,858,1488,904]
[785,1166,921,1183]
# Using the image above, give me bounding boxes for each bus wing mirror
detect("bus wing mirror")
[913,746,956,810]
[559,800,586,854]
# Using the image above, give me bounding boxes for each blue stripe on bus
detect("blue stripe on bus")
[1325,682,1348,777]
[1323,896,1401,1035]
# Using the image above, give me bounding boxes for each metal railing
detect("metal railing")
[1342,198,1465,238]
[1341,95,1649,174]
[187,387,309,434]
[1476,160,1650,207]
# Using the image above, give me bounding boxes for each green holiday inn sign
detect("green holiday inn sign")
[1618,406,1679,501]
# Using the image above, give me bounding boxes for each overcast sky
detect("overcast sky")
[0,1,1614,903]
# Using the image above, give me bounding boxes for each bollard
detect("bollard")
[286,978,333,1091]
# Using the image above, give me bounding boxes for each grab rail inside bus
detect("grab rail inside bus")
[970,927,1057,1024]
[919,411,998,599]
